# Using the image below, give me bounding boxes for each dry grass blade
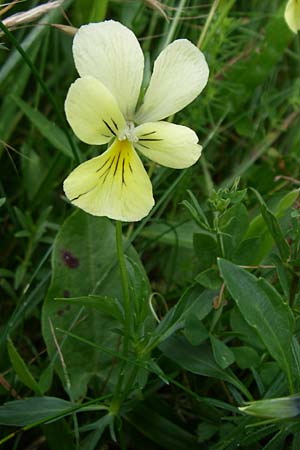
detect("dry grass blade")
[51,23,77,35]
[144,0,169,20]
[1,1,62,29]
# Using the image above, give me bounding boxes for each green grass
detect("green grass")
[1,0,300,449]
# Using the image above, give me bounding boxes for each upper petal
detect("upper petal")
[284,0,300,33]
[73,20,144,119]
[135,121,202,168]
[135,39,209,123]
[63,139,154,222]
[65,76,126,145]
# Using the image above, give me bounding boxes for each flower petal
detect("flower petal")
[73,20,144,119]
[135,39,209,123]
[135,121,202,168]
[284,0,300,33]
[65,76,126,145]
[63,139,154,222]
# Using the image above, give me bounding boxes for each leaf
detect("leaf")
[0,197,6,207]
[246,190,298,239]
[160,336,245,393]
[147,286,214,350]
[7,338,42,395]
[243,190,298,264]
[210,336,235,369]
[232,236,262,265]
[80,415,113,450]
[195,268,222,290]
[271,254,291,300]
[127,401,201,450]
[11,95,73,159]
[232,346,260,369]
[251,188,290,261]
[43,420,76,450]
[260,204,290,261]
[42,211,149,399]
[126,255,152,323]
[142,221,199,249]
[219,203,249,248]
[55,295,123,323]
[193,232,218,271]
[0,397,73,426]
[39,365,54,394]
[276,190,299,217]
[184,316,209,346]
[218,259,295,384]
[219,203,249,259]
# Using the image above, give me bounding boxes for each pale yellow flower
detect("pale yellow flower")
[64,21,209,221]
[284,0,300,33]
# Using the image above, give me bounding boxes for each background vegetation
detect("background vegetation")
[0,0,300,448]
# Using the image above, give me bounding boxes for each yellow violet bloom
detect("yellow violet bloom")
[64,20,209,221]
[285,0,300,33]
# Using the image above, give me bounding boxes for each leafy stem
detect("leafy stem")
[110,221,133,415]
[115,221,131,356]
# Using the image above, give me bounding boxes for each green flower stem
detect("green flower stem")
[115,221,131,356]
[197,0,220,49]
[110,221,133,416]
[119,365,140,404]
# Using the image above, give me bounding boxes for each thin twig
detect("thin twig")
[48,317,71,393]
[0,374,21,399]
[2,1,61,28]
[0,0,19,17]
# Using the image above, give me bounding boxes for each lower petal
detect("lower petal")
[63,139,154,222]
[135,121,202,169]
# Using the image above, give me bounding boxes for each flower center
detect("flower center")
[118,121,138,143]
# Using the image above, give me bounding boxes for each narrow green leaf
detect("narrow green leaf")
[0,397,73,426]
[271,254,291,300]
[39,365,54,394]
[195,268,222,290]
[147,286,214,350]
[193,232,218,271]
[218,259,295,387]
[43,420,76,450]
[184,315,209,345]
[260,204,290,261]
[11,95,73,159]
[210,336,235,369]
[242,190,298,264]
[251,188,290,261]
[246,190,298,239]
[7,338,42,395]
[232,346,260,369]
[142,221,199,249]
[219,203,249,247]
[55,295,123,323]
[160,336,249,396]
